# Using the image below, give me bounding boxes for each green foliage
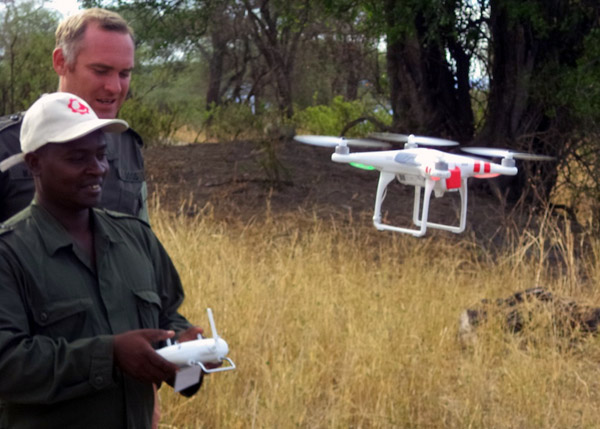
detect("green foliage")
[119,97,186,146]
[564,28,600,124]
[293,95,391,136]
[117,56,208,144]
[0,0,58,115]
[203,103,262,142]
[548,27,600,223]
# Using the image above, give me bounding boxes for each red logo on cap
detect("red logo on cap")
[68,98,90,115]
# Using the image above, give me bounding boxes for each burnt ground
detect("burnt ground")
[143,139,519,242]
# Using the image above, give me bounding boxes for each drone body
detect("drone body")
[294,134,552,237]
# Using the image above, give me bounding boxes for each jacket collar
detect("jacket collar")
[30,202,124,256]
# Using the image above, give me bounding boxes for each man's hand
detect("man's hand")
[113,329,179,384]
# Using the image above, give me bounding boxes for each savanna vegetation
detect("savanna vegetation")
[150,204,600,428]
[2,0,600,427]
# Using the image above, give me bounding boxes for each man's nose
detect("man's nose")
[87,158,109,176]
[104,73,122,94]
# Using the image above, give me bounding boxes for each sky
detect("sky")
[46,0,81,17]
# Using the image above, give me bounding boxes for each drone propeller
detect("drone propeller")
[368,132,410,143]
[293,135,391,149]
[461,147,555,161]
[369,132,459,147]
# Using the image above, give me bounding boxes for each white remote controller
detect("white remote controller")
[156,308,235,373]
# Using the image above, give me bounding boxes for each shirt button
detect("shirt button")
[40,312,48,322]
[94,375,104,386]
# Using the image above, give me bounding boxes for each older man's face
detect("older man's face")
[55,22,134,119]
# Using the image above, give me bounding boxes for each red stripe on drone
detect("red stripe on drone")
[474,163,480,173]
[484,163,491,173]
[446,167,461,189]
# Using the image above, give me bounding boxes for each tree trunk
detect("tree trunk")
[206,29,227,109]
[475,0,596,203]
[244,0,307,118]
[384,0,474,142]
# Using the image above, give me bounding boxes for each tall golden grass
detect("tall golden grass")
[151,206,600,428]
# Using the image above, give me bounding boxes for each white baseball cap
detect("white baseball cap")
[0,92,129,172]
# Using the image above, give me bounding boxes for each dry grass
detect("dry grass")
[150,207,600,429]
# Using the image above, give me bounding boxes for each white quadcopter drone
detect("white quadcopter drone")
[294,133,553,237]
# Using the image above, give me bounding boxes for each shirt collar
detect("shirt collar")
[30,203,74,256]
[30,203,124,256]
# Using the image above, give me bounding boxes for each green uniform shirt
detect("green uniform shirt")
[0,203,195,428]
[0,113,148,223]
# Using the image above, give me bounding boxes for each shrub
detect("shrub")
[203,103,262,142]
[293,95,391,137]
[119,97,186,146]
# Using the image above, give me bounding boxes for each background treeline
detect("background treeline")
[1,0,599,220]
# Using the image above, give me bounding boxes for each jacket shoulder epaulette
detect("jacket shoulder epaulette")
[0,113,23,134]
[125,127,144,148]
[0,225,14,237]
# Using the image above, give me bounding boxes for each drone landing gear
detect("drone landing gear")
[372,172,468,237]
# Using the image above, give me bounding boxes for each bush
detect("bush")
[293,95,391,137]
[202,103,263,142]
[119,97,187,146]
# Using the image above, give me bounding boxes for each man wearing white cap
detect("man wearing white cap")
[0,93,204,428]
[0,8,147,222]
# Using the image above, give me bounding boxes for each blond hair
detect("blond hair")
[55,8,134,65]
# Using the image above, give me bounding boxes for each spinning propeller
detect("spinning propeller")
[293,135,391,149]
[369,132,459,147]
[461,147,555,161]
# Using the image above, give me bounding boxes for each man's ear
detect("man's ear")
[24,152,42,176]
[53,48,67,76]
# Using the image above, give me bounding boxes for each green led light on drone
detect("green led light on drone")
[350,162,376,171]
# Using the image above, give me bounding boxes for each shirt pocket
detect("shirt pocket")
[32,298,93,340]
[132,290,162,329]
[102,148,145,216]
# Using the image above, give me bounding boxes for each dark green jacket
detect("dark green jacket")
[0,204,196,428]
[0,113,148,222]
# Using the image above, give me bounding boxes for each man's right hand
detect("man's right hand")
[113,329,179,384]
